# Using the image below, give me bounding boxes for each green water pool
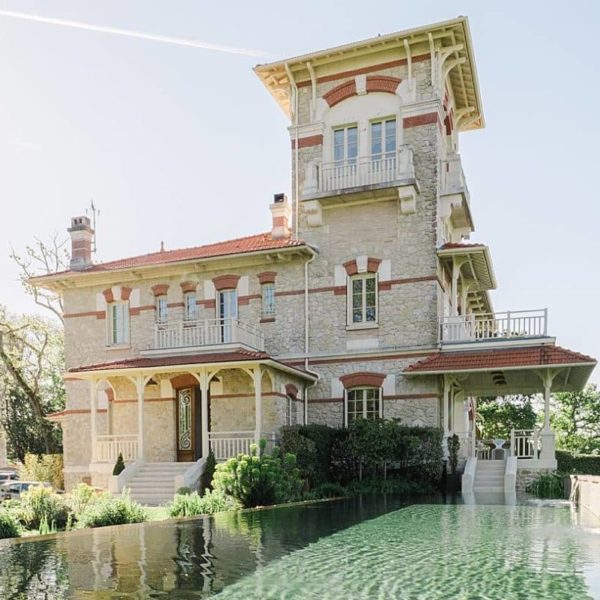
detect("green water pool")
[1,496,599,598]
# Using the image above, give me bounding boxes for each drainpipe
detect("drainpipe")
[285,63,300,240]
[303,246,320,423]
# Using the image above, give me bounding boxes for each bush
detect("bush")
[169,489,236,518]
[176,486,192,496]
[68,483,97,517]
[526,473,564,499]
[447,434,460,474]
[556,450,600,475]
[281,425,342,488]
[20,454,64,490]
[200,451,216,493]
[213,440,303,508]
[310,482,347,499]
[112,453,125,476]
[347,477,430,496]
[19,485,69,530]
[0,510,20,539]
[77,491,146,528]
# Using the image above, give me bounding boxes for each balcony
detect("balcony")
[144,318,266,355]
[302,146,417,203]
[439,309,549,345]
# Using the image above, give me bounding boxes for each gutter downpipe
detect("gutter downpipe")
[284,63,300,240]
[303,246,319,423]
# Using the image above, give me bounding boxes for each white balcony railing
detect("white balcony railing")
[95,434,139,463]
[440,309,548,344]
[154,318,265,351]
[510,429,540,459]
[303,146,415,196]
[208,431,255,461]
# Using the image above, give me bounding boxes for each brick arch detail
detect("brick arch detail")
[212,274,240,291]
[340,372,387,389]
[257,271,277,284]
[102,288,114,303]
[151,284,169,297]
[343,257,382,275]
[180,281,197,294]
[323,76,402,108]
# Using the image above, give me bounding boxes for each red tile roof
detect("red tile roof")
[67,350,316,379]
[405,345,596,374]
[38,232,308,278]
[439,242,485,250]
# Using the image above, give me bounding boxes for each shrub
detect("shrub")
[19,485,69,530]
[447,434,460,474]
[310,482,347,499]
[112,453,125,476]
[556,450,600,475]
[169,489,236,518]
[526,473,564,499]
[0,510,20,539]
[176,486,192,496]
[200,451,216,493]
[68,483,97,517]
[347,477,430,496]
[77,491,146,528]
[213,440,303,508]
[20,454,64,490]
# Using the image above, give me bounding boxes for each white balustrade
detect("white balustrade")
[305,146,415,195]
[154,318,265,351]
[208,431,255,461]
[440,309,548,343]
[95,435,139,463]
[511,429,540,459]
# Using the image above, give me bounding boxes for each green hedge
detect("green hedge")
[557,450,600,475]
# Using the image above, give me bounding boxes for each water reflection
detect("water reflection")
[0,495,598,599]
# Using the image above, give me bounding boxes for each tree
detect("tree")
[551,385,600,455]
[477,395,538,439]
[0,310,65,460]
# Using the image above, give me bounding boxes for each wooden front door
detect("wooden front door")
[176,386,202,462]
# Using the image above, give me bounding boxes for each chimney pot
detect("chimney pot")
[67,215,94,270]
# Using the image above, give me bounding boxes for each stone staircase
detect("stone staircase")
[126,462,192,506]
[473,460,506,494]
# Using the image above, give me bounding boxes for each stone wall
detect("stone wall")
[573,475,600,520]
[516,468,554,494]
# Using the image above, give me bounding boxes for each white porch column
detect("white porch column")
[90,378,98,462]
[543,373,552,431]
[254,367,262,444]
[135,375,145,460]
[451,258,459,316]
[540,371,557,466]
[199,370,210,458]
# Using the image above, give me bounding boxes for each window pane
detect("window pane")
[385,119,396,154]
[262,284,275,316]
[347,127,358,160]
[156,297,168,323]
[334,129,345,162]
[185,293,197,320]
[371,121,382,155]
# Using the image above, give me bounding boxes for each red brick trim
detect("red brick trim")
[260,317,275,323]
[296,54,429,87]
[403,113,439,128]
[285,383,299,399]
[286,350,436,367]
[121,287,132,301]
[212,274,240,291]
[112,397,175,404]
[307,397,343,404]
[366,75,401,94]
[151,284,169,297]
[384,393,440,400]
[198,299,216,309]
[323,80,357,107]
[343,259,358,276]
[64,310,104,319]
[167,302,185,309]
[257,271,277,284]
[291,135,323,149]
[340,371,386,389]
[367,257,382,273]
[102,288,114,303]
[170,374,199,387]
[129,307,140,316]
[180,281,197,294]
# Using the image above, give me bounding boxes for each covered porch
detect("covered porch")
[405,344,597,474]
[68,351,316,475]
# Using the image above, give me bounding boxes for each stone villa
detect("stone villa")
[34,17,596,503]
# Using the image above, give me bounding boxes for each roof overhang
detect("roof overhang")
[65,353,318,384]
[31,244,316,292]
[255,16,484,131]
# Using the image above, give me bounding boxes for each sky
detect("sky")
[0,0,599,383]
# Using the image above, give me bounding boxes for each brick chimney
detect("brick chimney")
[67,216,94,270]
[270,193,292,239]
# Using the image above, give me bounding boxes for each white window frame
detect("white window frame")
[370,116,397,160]
[261,283,275,318]
[347,272,378,329]
[332,123,359,164]
[184,292,197,321]
[156,295,168,324]
[107,301,130,346]
[344,387,382,427]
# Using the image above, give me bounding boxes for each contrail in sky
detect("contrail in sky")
[0,9,268,57]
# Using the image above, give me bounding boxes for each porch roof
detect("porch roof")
[66,350,317,382]
[404,344,596,394]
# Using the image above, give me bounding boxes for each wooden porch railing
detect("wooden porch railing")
[95,434,139,463]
